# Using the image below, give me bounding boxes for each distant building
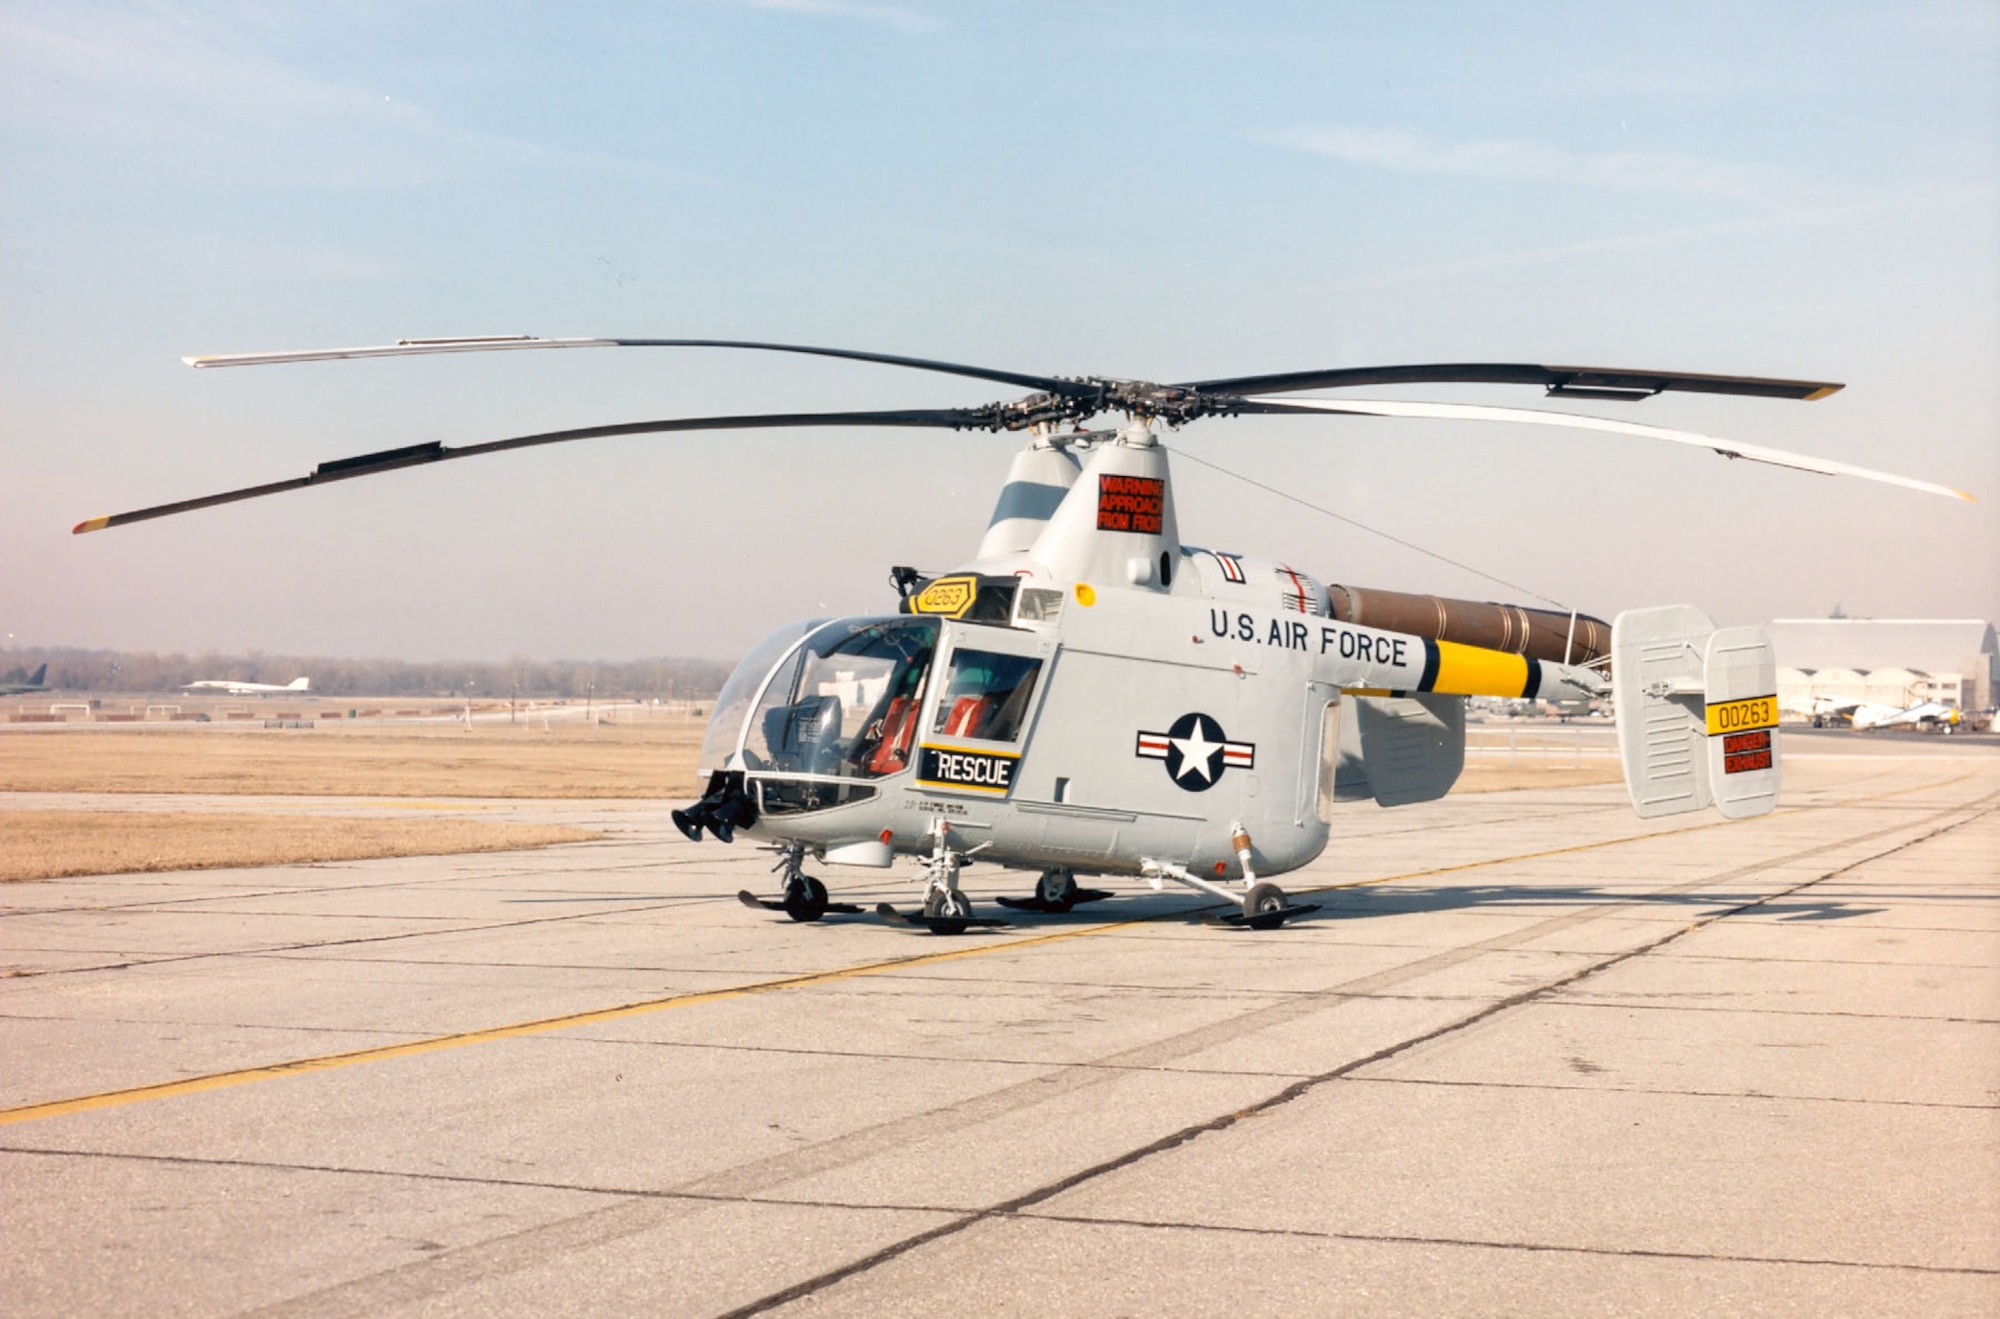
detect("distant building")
[1769,619,1998,714]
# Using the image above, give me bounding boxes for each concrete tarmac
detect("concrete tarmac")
[3,740,1996,1316]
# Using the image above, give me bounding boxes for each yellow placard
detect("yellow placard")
[1705,695,1779,736]
[911,575,978,618]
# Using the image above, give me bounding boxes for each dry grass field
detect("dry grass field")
[0,720,706,799]
[1,810,599,882]
[0,721,683,881]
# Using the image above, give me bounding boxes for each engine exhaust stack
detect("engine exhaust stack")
[1326,584,1611,668]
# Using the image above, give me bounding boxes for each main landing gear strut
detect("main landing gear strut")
[1142,823,1318,930]
[877,818,1008,935]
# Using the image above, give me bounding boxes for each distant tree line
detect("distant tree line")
[0,648,733,699]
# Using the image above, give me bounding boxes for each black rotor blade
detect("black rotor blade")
[1178,363,1842,402]
[74,407,988,534]
[610,338,1089,396]
[189,334,1090,398]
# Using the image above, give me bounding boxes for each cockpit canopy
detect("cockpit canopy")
[700,615,940,786]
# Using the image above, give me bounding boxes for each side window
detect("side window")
[931,649,1043,743]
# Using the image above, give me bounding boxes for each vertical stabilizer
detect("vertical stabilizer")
[1613,606,1715,817]
[1612,606,1781,821]
[1703,626,1781,819]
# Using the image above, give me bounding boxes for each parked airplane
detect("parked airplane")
[183,676,310,696]
[0,663,48,695]
[1793,695,1864,727]
[1794,694,1965,732]
[1852,700,1964,733]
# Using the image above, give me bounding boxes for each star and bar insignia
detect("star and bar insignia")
[1136,712,1255,792]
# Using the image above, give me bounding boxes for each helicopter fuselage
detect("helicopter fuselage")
[698,544,1596,887]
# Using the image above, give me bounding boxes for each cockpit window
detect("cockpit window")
[930,648,1043,743]
[699,618,823,775]
[741,617,938,780]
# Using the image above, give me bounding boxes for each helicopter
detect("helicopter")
[75,335,1974,932]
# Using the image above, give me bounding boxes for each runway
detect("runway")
[3,742,1996,1316]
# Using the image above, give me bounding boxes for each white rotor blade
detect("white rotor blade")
[1253,397,1974,503]
[183,336,609,367]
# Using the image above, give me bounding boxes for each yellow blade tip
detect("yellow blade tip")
[72,516,110,535]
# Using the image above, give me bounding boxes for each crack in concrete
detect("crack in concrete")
[713,799,1993,1317]
[1013,1209,2000,1277]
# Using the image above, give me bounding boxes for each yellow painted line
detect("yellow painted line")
[0,920,1145,1127]
[7,769,1982,1127]
[0,822,1718,1127]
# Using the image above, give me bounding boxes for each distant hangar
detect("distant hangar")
[1770,618,1998,715]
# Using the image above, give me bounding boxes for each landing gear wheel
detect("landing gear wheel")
[923,886,972,936]
[783,876,829,923]
[1243,882,1289,931]
[1037,869,1078,913]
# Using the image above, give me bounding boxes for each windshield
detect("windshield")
[699,618,824,775]
[741,616,939,780]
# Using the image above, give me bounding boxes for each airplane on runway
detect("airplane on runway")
[1851,699,1966,733]
[183,676,311,696]
[1796,694,1967,732]
[0,663,48,695]
[75,334,1975,931]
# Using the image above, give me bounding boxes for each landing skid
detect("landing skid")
[739,846,864,923]
[875,902,1010,934]
[994,888,1113,913]
[737,891,867,917]
[1201,901,1320,931]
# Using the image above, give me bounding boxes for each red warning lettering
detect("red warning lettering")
[1723,730,1771,756]
[1096,474,1165,533]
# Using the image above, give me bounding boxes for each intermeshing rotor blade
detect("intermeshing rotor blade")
[183,334,1086,397]
[1243,397,1975,502]
[1184,363,1842,402]
[72,407,988,534]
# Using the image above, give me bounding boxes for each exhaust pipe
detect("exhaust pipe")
[1327,583,1611,668]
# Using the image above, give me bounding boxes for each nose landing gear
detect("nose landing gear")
[737,844,866,922]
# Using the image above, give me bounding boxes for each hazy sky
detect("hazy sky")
[4,1,1996,663]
